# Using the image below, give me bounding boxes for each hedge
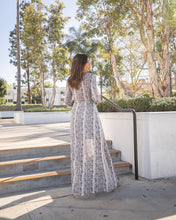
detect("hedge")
[1,97,176,112]
[24,107,71,112]
[97,97,176,112]
[0,104,70,112]
[0,104,42,111]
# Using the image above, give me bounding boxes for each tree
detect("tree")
[94,39,123,99]
[0,78,7,97]
[120,34,148,96]
[30,82,41,104]
[20,1,33,104]
[170,36,176,87]
[125,0,176,97]
[16,0,22,111]
[65,26,99,70]
[9,1,33,104]
[46,0,69,108]
[44,82,53,88]
[23,0,48,107]
[0,78,7,104]
[77,0,134,97]
[9,0,69,108]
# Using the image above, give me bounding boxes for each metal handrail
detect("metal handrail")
[101,95,139,180]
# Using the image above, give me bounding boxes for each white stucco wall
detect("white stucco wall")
[14,111,70,124]
[0,111,18,118]
[99,112,176,179]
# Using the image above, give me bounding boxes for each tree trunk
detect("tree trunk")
[145,0,162,97]
[146,51,162,97]
[126,0,162,97]
[39,61,46,108]
[15,0,22,111]
[48,43,57,108]
[26,68,32,104]
[173,70,176,85]
[161,0,171,97]
[100,73,103,101]
[48,69,56,108]
[48,79,56,109]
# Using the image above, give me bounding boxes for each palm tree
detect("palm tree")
[64,26,99,69]
[15,0,22,111]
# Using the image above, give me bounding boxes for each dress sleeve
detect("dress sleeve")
[64,82,74,107]
[91,74,101,104]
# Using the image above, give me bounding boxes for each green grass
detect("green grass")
[24,107,71,112]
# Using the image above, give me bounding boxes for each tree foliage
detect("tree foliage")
[9,0,69,107]
[0,78,7,97]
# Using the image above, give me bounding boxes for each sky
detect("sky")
[0,0,79,87]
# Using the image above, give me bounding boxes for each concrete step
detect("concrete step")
[0,140,113,161]
[0,144,71,161]
[0,161,132,195]
[0,150,121,176]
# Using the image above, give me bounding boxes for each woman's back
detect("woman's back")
[72,72,92,102]
[65,72,100,106]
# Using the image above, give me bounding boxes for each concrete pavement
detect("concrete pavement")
[0,174,176,220]
[0,119,70,148]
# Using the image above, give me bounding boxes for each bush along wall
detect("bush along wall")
[0,104,42,111]
[97,97,176,112]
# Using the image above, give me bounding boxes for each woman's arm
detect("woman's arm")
[64,82,74,107]
[91,74,101,104]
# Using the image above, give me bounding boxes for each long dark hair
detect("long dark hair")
[68,53,88,90]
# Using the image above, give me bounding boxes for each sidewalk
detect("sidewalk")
[0,119,70,148]
[0,119,176,220]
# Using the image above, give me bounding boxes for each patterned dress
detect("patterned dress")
[65,72,119,196]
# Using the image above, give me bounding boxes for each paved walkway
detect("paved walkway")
[0,119,70,148]
[0,119,176,220]
[0,174,176,220]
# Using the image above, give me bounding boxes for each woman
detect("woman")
[65,53,120,198]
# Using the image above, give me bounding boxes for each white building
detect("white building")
[5,87,66,106]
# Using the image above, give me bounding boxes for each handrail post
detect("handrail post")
[132,110,138,180]
[100,95,139,180]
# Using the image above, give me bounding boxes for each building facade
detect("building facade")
[5,87,66,106]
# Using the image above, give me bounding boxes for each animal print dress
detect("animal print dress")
[65,72,119,196]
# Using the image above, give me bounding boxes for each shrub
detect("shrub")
[24,107,71,112]
[97,97,176,112]
[0,97,6,105]
[0,104,42,111]
[142,93,152,98]
[172,90,176,97]
[150,97,176,111]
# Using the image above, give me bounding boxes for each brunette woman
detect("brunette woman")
[65,53,120,198]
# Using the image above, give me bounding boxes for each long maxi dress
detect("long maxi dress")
[64,72,119,197]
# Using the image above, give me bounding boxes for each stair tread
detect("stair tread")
[0,143,70,151]
[0,150,120,165]
[0,160,131,182]
[0,154,71,165]
[0,140,113,151]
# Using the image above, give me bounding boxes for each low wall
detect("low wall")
[99,112,176,179]
[0,111,17,118]
[14,111,71,124]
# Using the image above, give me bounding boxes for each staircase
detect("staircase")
[0,140,132,195]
